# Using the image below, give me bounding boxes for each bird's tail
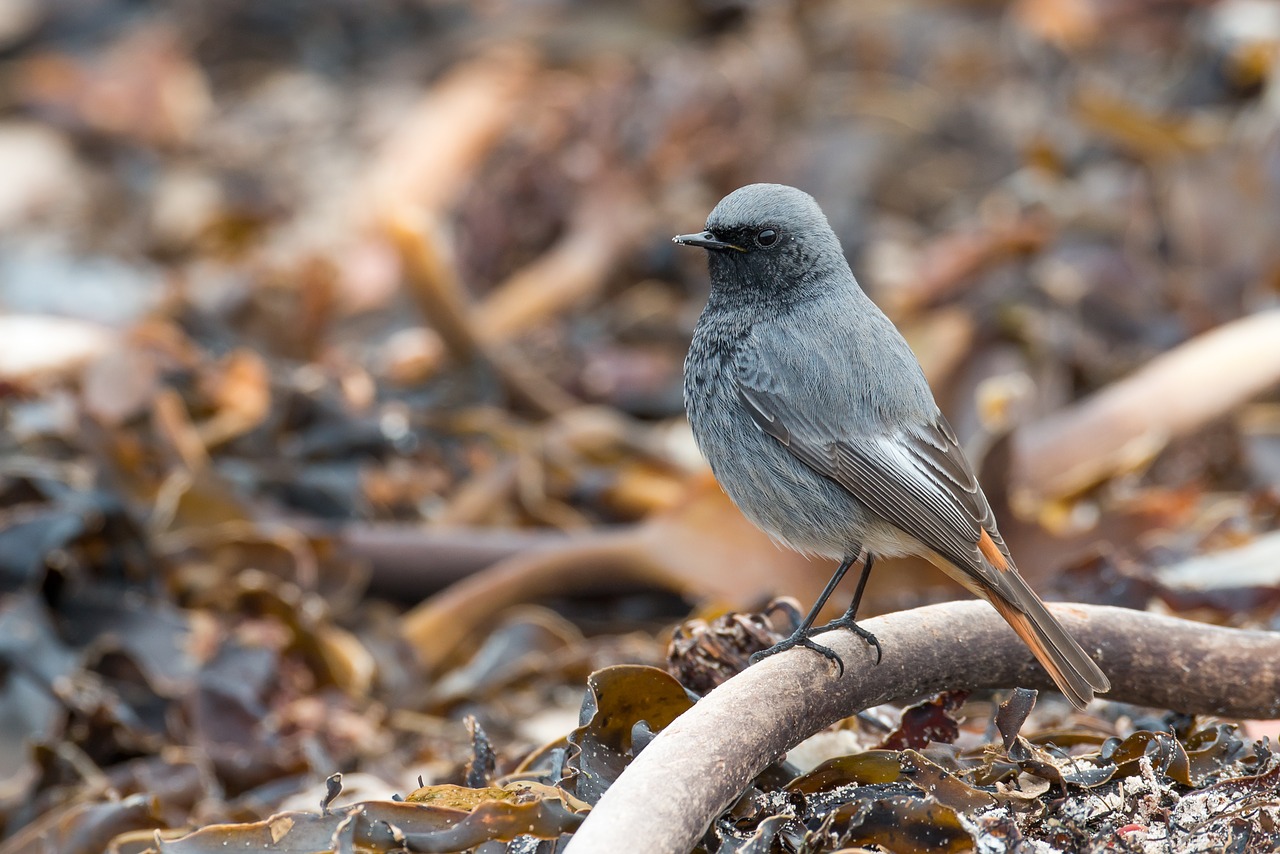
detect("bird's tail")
[985,574,1110,710]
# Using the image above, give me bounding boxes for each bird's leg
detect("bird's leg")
[750,550,863,675]
[808,553,882,664]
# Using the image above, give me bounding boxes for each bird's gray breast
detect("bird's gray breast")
[683,310,873,559]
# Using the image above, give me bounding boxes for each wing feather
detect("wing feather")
[735,336,1011,585]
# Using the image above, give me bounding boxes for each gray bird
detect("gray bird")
[675,183,1110,709]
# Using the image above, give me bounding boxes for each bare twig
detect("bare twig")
[564,602,1280,854]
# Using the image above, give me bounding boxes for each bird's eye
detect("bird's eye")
[755,228,778,247]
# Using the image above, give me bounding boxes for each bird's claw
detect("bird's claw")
[810,616,883,664]
[749,616,883,675]
[750,633,847,676]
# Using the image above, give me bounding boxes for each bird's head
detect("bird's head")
[673,183,846,303]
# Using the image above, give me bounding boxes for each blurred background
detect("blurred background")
[3,0,1280,849]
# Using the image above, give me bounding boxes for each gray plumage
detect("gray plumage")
[678,183,1110,708]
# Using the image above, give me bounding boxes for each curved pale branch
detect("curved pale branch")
[564,602,1280,854]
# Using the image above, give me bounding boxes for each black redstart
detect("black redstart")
[675,183,1109,708]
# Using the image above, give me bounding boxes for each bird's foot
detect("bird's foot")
[809,616,883,664]
[749,631,847,676]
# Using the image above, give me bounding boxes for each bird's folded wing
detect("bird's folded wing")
[735,340,1011,581]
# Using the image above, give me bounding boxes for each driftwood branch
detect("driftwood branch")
[564,602,1280,854]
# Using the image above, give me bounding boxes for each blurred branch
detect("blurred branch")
[1156,528,1280,591]
[363,47,539,216]
[384,178,649,417]
[398,482,823,674]
[302,523,563,593]
[400,530,653,671]
[565,602,1280,854]
[383,213,481,362]
[386,211,579,416]
[361,43,654,419]
[1012,308,1280,507]
[1073,87,1222,161]
[472,190,647,342]
[882,216,1052,317]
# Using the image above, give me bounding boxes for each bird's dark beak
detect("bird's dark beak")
[672,231,745,252]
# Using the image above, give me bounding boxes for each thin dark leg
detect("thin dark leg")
[750,549,879,675]
[809,552,882,664]
[789,552,859,636]
[846,552,876,622]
